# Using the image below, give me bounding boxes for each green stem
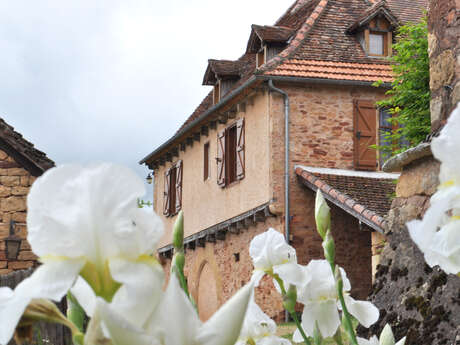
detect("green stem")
[330,263,358,345]
[273,275,312,345]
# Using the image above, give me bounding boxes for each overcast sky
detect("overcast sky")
[0,0,291,200]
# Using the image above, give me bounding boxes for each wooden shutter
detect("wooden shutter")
[175,160,183,213]
[217,129,226,187]
[353,100,377,170]
[163,169,171,215]
[236,118,245,180]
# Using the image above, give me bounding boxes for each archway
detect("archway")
[196,261,219,321]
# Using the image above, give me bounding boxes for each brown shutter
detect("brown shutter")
[175,160,183,213]
[163,169,170,215]
[236,118,245,180]
[353,100,377,170]
[217,129,226,186]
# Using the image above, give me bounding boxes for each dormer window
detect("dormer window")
[203,59,241,105]
[369,32,385,56]
[256,47,266,68]
[347,4,399,58]
[213,81,220,105]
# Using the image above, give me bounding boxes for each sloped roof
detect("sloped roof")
[203,59,243,85]
[140,0,427,166]
[268,59,393,83]
[296,165,399,232]
[0,118,55,175]
[347,0,400,33]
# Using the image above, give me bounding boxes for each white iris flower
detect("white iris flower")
[292,260,379,340]
[97,274,253,345]
[407,105,460,274]
[249,228,302,287]
[358,324,406,345]
[0,164,164,345]
[235,296,291,345]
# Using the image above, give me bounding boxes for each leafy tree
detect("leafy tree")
[374,17,430,156]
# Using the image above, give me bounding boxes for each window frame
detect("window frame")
[204,142,210,181]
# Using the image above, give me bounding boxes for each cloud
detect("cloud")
[0,0,290,201]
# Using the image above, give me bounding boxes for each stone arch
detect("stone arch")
[195,259,219,321]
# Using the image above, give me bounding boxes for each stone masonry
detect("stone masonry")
[0,149,37,274]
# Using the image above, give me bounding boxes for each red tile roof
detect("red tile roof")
[141,0,427,165]
[0,118,55,175]
[296,166,399,232]
[267,59,393,83]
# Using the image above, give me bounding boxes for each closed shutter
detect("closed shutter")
[163,169,170,215]
[353,100,377,170]
[217,129,226,187]
[175,160,183,213]
[236,118,245,180]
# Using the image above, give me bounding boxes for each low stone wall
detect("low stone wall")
[361,156,460,345]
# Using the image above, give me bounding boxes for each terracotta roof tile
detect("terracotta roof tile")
[252,25,296,43]
[267,59,393,83]
[0,118,55,174]
[295,166,398,232]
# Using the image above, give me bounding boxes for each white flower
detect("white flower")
[358,324,406,345]
[408,105,460,275]
[0,164,164,345]
[97,274,253,345]
[292,260,379,340]
[235,297,291,345]
[249,228,302,286]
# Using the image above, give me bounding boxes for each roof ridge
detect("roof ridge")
[256,0,329,75]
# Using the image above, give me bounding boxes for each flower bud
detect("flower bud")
[379,324,395,345]
[173,211,184,250]
[173,252,185,273]
[322,231,335,266]
[283,284,297,313]
[315,191,331,240]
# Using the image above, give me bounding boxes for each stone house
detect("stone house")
[140,0,426,321]
[0,118,54,274]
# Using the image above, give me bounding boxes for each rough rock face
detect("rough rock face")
[358,157,460,345]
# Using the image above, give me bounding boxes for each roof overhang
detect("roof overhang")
[347,3,400,34]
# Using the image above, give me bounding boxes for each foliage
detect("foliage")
[373,17,430,157]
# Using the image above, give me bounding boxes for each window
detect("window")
[369,32,385,56]
[163,160,182,216]
[378,109,392,167]
[204,142,210,180]
[217,118,245,187]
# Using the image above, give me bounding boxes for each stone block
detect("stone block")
[396,157,440,198]
[0,223,9,238]
[18,250,37,261]
[0,261,6,269]
[0,196,26,212]
[430,96,443,125]
[430,49,455,91]
[0,185,11,197]
[6,168,29,176]
[11,212,27,223]
[0,268,12,274]
[20,176,30,186]
[8,261,33,270]
[0,176,20,187]
[11,186,29,196]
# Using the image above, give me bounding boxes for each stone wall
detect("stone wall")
[0,150,37,274]
[362,157,460,344]
[428,0,460,128]
[161,216,285,322]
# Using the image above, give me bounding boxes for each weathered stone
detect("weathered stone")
[0,176,20,187]
[18,251,37,261]
[0,269,12,274]
[1,196,26,212]
[382,143,432,173]
[8,261,33,270]
[396,157,440,198]
[0,185,11,197]
[20,176,30,186]
[6,168,29,176]
[11,212,27,223]
[427,32,437,58]
[451,80,460,106]
[430,49,455,91]
[0,261,6,269]
[11,186,29,196]
[430,96,443,125]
